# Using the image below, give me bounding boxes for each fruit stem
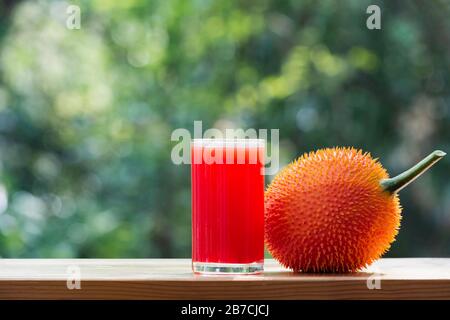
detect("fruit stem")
[380,150,446,194]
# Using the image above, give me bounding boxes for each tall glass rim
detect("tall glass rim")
[191,138,265,147]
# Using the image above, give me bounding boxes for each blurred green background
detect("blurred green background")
[0,0,449,258]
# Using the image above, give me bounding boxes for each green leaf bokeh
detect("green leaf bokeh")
[0,0,449,258]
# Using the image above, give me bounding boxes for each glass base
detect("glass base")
[192,262,263,274]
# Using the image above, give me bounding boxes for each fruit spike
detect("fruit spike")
[380,150,446,194]
[264,147,446,273]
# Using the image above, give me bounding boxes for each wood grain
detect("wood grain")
[0,258,449,299]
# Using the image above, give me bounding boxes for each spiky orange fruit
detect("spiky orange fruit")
[265,147,445,273]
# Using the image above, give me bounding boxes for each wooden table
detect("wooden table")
[0,258,449,299]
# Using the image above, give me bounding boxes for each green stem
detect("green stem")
[380,150,446,194]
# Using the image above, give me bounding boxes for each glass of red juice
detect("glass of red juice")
[191,139,265,274]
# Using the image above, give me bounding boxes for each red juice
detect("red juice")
[191,139,265,274]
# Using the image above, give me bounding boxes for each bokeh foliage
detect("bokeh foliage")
[0,0,449,258]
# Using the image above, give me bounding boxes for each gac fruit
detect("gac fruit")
[265,147,445,273]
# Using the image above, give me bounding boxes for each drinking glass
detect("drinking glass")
[191,139,265,274]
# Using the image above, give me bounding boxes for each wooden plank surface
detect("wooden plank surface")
[0,258,449,299]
